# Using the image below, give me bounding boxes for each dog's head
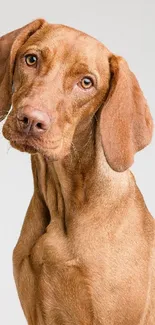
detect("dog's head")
[1,19,153,171]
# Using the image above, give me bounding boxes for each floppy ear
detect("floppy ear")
[100,55,154,172]
[0,19,46,121]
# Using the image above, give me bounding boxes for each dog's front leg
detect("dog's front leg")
[13,157,50,325]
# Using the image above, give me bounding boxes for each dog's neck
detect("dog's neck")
[47,117,132,221]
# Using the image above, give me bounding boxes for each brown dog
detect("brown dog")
[1,19,155,325]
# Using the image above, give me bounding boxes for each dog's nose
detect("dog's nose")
[17,107,50,135]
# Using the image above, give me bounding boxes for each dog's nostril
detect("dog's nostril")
[23,117,29,125]
[36,122,43,129]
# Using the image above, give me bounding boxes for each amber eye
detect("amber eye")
[80,77,94,89]
[25,54,38,67]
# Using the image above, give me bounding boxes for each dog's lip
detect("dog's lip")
[10,137,61,152]
[10,140,37,152]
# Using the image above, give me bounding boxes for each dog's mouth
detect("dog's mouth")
[3,122,67,159]
[9,136,64,159]
[10,140,37,154]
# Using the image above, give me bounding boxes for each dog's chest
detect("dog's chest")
[29,163,152,324]
[29,214,150,325]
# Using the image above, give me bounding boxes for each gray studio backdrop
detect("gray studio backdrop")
[0,1,154,324]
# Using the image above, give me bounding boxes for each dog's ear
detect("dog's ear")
[100,55,153,172]
[0,19,46,121]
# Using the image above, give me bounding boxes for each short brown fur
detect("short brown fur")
[1,19,155,325]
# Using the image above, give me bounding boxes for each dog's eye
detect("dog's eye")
[79,77,94,89]
[25,54,38,67]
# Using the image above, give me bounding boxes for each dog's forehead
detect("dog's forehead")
[43,24,103,47]
[23,23,110,63]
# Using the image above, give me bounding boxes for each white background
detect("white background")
[0,1,155,324]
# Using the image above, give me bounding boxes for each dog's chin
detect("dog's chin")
[10,140,67,161]
[10,140,37,154]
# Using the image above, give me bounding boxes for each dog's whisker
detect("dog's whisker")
[7,144,11,154]
[71,142,81,166]
[83,130,93,149]
[94,114,98,123]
